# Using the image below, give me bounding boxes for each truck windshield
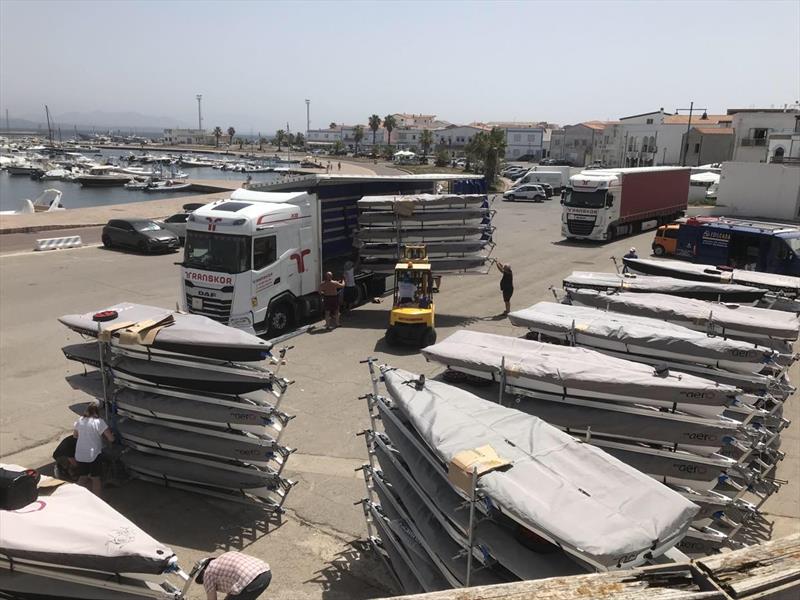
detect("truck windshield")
[564,190,606,208]
[184,231,251,274]
[784,237,800,256]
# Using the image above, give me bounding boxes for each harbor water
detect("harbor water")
[0,149,283,211]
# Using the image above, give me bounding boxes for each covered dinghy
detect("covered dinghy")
[622,258,800,297]
[0,470,175,574]
[421,330,739,408]
[563,271,768,303]
[358,193,488,210]
[381,368,699,571]
[509,302,779,374]
[59,302,272,362]
[566,289,800,345]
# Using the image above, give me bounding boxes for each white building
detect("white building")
[479,122,544,161]
[434,125,489,155]
[729,108,800,163]
[717,162,800,221]
[163,128,213,145]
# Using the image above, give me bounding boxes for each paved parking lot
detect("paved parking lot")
[1,196,797,599]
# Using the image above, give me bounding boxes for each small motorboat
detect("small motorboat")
[0,189,65,215]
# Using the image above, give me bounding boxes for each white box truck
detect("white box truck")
[179,174,484,336]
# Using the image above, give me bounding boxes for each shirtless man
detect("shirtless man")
[319,271,345,329]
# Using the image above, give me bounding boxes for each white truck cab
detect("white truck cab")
[182,189,321,335]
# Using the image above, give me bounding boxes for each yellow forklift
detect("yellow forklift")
[385,245,437,347]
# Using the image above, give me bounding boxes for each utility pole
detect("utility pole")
[676,102,707,166]
[305,99,310,148]
[196,94,203,131]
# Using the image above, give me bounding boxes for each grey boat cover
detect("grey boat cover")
[358,193,487,210]
[360,240,492,256]
[362,256,489,272]
[367,504,427,594]
[509,394,742,449]
[356,225,491,241]
[359,208,490,224]
[508,303,776,371]
[114,386,277,429]
[121,449,277,490]
[117,417,278,463]
[382,368,699,569]
[374,419,583,580]
[0,467,174,574]
[623,258,800,296]
[567,289,800,341]
[59,303,272,362]
[563,271,768,302]
[421,330,738,406]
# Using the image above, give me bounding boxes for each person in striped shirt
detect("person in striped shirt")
[196,551,272,600]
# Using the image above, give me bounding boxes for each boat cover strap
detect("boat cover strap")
[117,316,175,346]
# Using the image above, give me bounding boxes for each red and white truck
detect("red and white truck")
[561,167,689,241]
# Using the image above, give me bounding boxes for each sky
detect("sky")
[1,0,798,133]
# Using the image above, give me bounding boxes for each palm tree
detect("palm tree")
[329,122,337,129]
[383,114,397,146]
[420,129,433,156]
[274,129,286,152]
[227,126,235,146]
[368,114,381,150]
[213,126,223,147]
[353,125,364,155]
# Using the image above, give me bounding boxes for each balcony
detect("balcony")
[741,138,767,147]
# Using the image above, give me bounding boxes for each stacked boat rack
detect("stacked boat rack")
[59,302,298,512]
[357,257,798,595]
[356,193,496,273]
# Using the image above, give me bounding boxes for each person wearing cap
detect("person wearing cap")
[196,551,271,600]
[623,247,638,273]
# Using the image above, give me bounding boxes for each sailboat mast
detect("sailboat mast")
[44,105,53,145]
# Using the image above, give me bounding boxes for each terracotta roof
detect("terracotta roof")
[692,127,733,135]
[581,121,608,130]
[663,114,728,125]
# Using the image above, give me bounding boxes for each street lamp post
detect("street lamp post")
[305,99,310,149]
[196,94,203,131]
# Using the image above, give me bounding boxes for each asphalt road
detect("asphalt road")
[1,197,797,599]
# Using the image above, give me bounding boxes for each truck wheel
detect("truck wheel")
[653,244,666,256]
[266,303,292,337]
[385,326,400,347]
[420,327,437,348]
[606,226,616,241]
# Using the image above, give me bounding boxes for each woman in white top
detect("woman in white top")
[73,403,114,496]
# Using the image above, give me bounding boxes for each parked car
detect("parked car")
[509,170,530,181]
[102,219,180,253]
[503,184,547,202]
[156,212,190,244]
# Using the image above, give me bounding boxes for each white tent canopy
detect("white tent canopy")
[393,150,416,157]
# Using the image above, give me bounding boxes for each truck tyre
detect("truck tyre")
[420,327,437,348]
[102,234,113,248]
[606,226,616,241]
[266,303,293,337]
[385,326,400,347]
[653,244,666,256]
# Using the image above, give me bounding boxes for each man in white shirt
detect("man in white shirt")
[73,403,114,496]
[397,275,417,304]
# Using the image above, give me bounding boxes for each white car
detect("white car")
[156,212,190,243]
[502,184,546,202]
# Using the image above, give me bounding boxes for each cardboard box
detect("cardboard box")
[447,445,511,494]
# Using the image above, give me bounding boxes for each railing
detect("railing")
[741,138,767,147]
[770,156,800,165]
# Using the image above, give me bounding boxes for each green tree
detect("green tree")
[227,126,235,145]
[368,114,381,151]
[435,146,450,167]
[332,140,344,155]
[287,133,296,147]
[420,129,433,156]
[213,126,223,147]
[294,132,305,148]
[383,114,397,146]
[353,125,364,154]
[381,144,395,160]
[274,129,286,152]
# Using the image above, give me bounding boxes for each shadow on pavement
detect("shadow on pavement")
[305,539,394,600]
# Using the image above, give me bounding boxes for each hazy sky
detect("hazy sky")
[2,0,798,132]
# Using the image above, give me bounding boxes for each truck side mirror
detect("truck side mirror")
[605,193,614,208]
[560,189,566,205]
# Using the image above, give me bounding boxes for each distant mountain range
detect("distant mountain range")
[4,110,191,132]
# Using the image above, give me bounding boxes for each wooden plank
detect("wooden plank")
[380,565,725,600]
[697,534,800,598]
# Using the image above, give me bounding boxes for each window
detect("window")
[253,235,277,270]
[513,134,521,142]
[166,213,189,224]
[752,128,768,140]
[527,134,536,142]
[694,143,701,153]
[646,118,654,125]
[665,228,679,239]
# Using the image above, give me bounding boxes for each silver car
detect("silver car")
[502,184,546,202]
[157,213,190,244]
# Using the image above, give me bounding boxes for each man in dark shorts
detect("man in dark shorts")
[52,435,79,481]
[319,271,345,329]
[196,551,271,600]
[495,259,514,315]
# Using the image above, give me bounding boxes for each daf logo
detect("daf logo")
[197,290,217,298]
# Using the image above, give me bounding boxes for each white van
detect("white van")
[514,170,565,191]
